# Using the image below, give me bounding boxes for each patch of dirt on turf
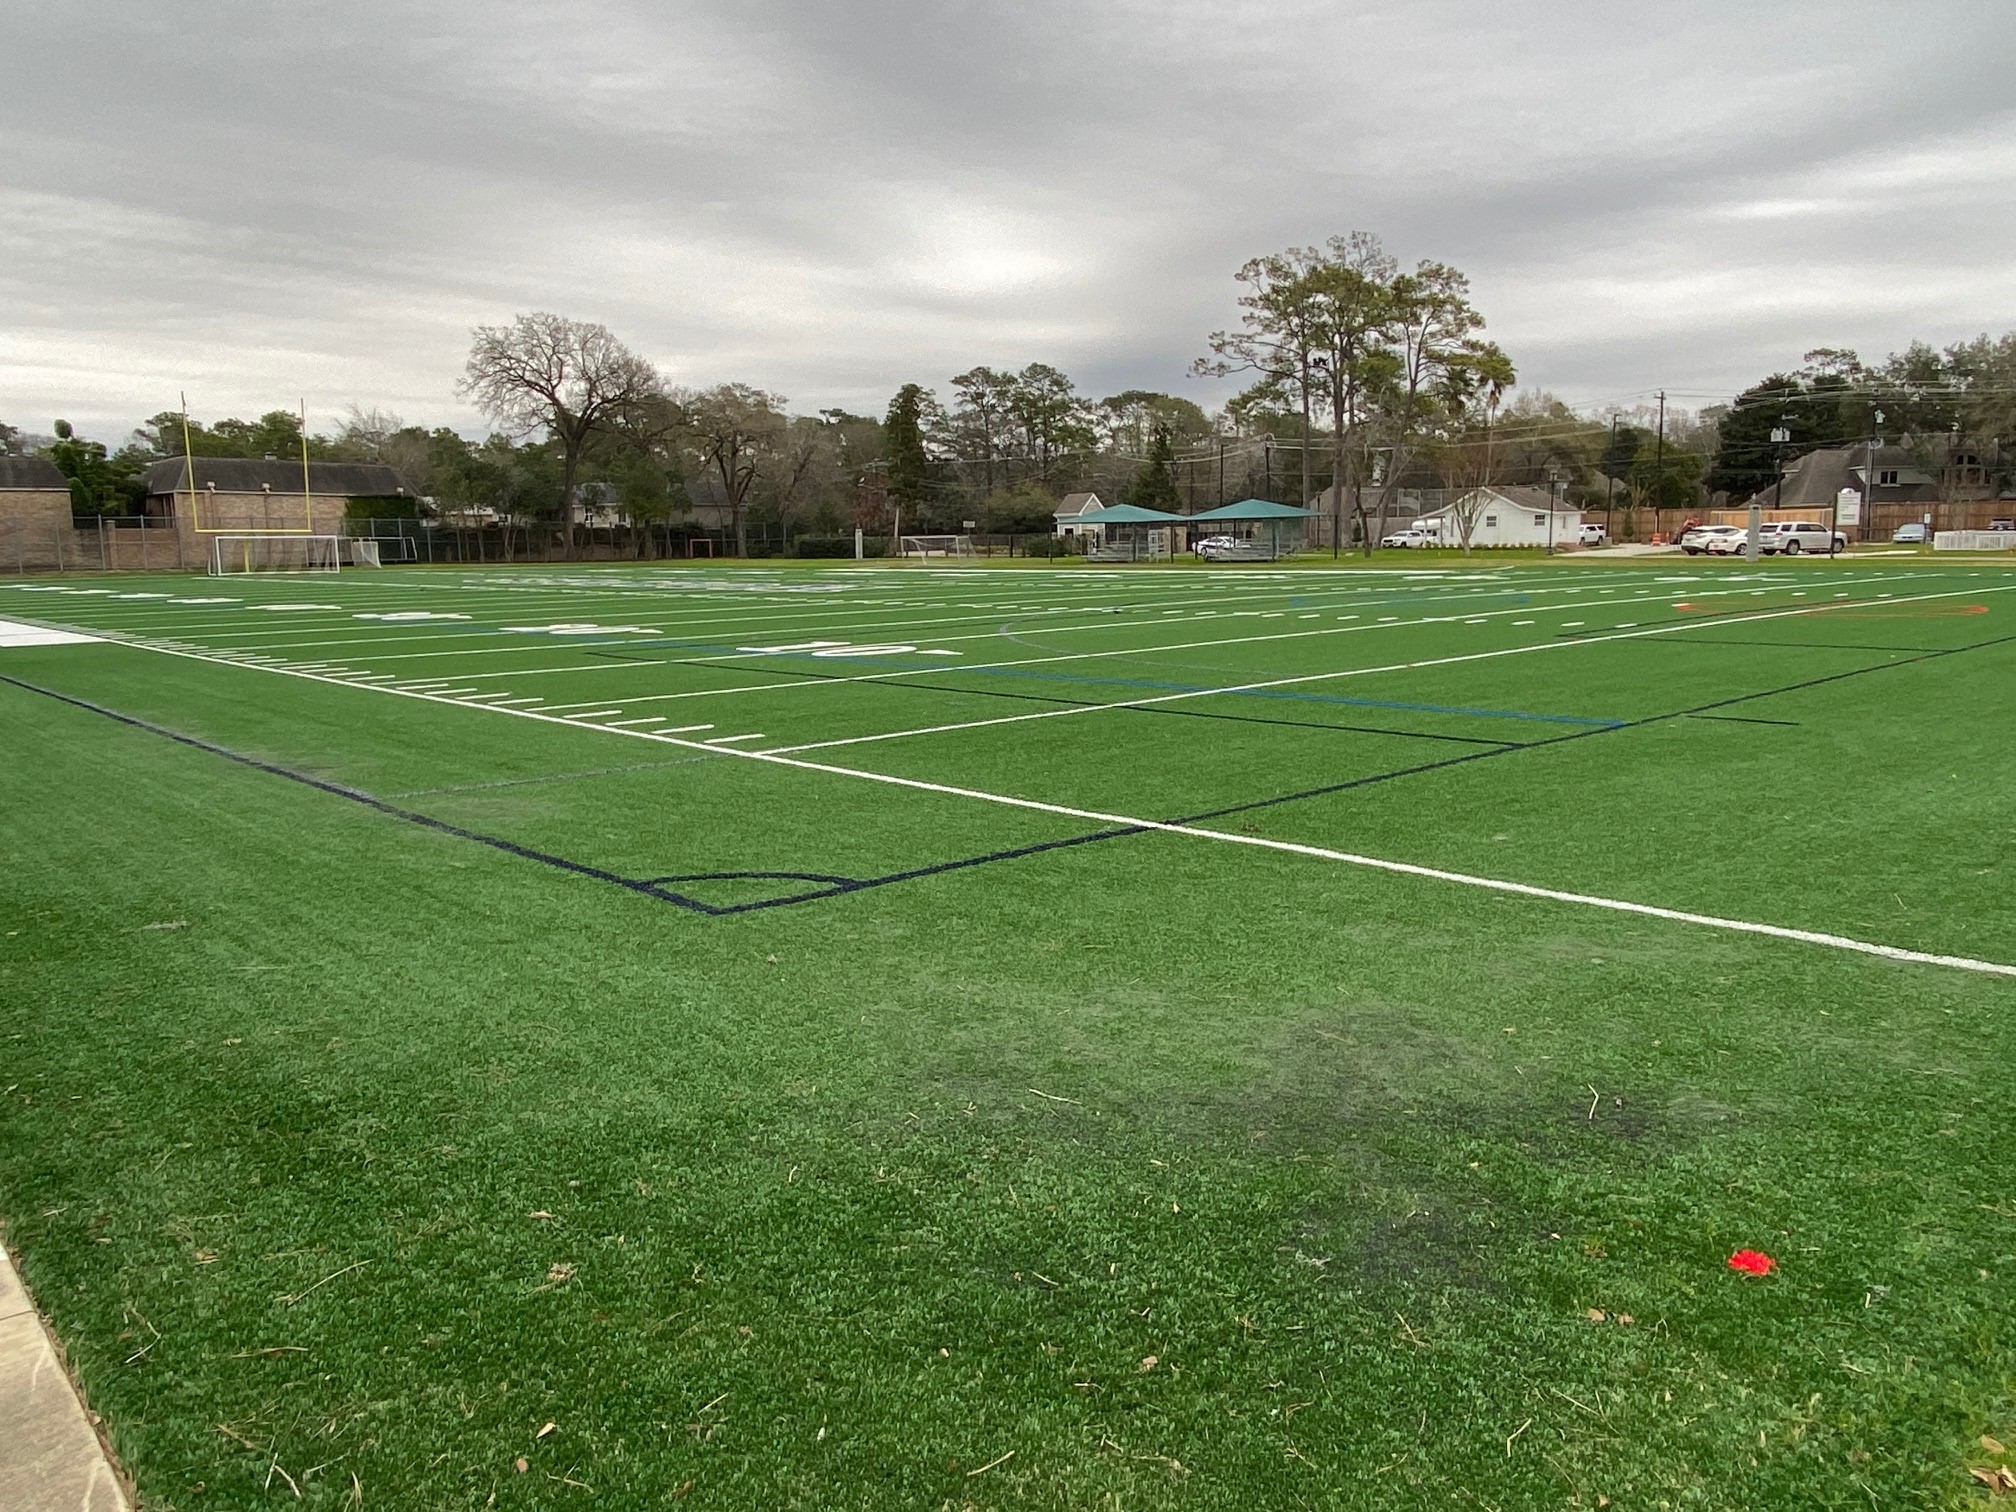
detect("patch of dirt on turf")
[1208,1001,1518,1146]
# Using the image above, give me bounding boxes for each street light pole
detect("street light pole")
[1864,408,1883,545]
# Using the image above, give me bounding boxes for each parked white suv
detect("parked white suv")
[1758,520,1847,555]
[1577,523,1608,547]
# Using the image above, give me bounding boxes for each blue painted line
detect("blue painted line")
[592,637,1624,728]
[948,665,1624,727]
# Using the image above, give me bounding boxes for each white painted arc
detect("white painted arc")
[93,578,2016,979]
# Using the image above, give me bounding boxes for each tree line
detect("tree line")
[8,233,2014,549]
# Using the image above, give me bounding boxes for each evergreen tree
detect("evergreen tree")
[883,383,930,516]
[47,420,144,515]
[1126,422,1180,512]
[1600,422,1649,490]
[1708,374,1823,499]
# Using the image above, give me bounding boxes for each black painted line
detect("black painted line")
[1144,632,2016,830]
[588,645,1525,747]
[0,674,1142,917]
[10,630,2012,920]
[1683,713,1801,727]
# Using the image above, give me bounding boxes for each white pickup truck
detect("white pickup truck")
[1379,527,1438,549]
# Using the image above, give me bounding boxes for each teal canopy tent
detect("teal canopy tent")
[1183,499,1318,558]
[1071,503,1187,561]
[1073,504,1189,524]
[1184,499,1319,521]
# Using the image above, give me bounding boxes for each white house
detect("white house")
[1421,485,1584,548]
[1053,491,1107,539]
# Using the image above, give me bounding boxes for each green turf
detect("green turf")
[2,558,2014,1508]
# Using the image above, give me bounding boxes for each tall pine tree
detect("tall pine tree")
[883,384,930,518]
[1126,422,1180,512]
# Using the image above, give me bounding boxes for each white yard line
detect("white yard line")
[761,582,2008,754]
[479,569,1927,715]
[99,580,2016,979]
[39,566,1780,662]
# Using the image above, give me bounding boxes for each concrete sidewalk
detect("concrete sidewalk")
[0,1242,131,1510]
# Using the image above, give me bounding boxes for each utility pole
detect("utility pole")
[1606,413,1619,538]
[1754,423,1790,564]
[1653,390,1666,542]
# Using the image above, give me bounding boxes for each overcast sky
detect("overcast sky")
[5,0,2014,441]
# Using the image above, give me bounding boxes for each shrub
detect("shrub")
[793,536,889,558]
[1020,536,1075,558]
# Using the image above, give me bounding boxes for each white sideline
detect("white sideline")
[98,579,2016,979]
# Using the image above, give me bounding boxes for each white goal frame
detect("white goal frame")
[899,534,975,559]
[208,534,343,576]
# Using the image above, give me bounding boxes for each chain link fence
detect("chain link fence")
[0,516,1094,572]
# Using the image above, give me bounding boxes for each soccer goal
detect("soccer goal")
[899,534,975,559]
[208,535,343,576]
[347,534,416,564]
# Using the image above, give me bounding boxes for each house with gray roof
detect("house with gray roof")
[1735,444,2010,538]
[0,456,80,569]
[1052,491,1107,538]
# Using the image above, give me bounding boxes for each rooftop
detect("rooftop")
[0,456,68,491]
[144,457,409,497]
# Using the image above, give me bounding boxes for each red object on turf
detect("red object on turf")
[1727,1249,1775,1275]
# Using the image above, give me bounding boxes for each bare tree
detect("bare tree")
[459,313,663,557]
[683,384,788,555]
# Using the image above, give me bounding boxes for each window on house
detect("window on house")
[1877,469,1899,486]
[1532,514,1545,526]
[1482,515,1497,527]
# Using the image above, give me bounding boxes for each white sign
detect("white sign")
[1836,487,1861,526]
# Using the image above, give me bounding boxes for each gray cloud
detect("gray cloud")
[5,0,2013,438]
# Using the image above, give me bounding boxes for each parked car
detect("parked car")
[1991,518,2014,531]
[1757,520,1847,555]
[1891,522,1929,544]
[1703,530,1749,555]
[1577,523,1608,547]
[1380,527,1437,549]
[1195,535,1263,561]
[1681,525,1744,554]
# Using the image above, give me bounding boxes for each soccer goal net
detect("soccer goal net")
[899,534,975,559]
[209,535,343,576]
[344,534,416,564]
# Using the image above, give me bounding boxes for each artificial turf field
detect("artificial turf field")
[2,556,2014,1510]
